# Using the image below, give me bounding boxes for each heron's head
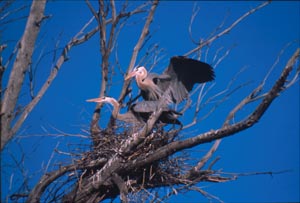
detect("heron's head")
[125,66,147,81]
[86,96,116,105]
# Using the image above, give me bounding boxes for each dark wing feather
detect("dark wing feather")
[130,101,182,125]
[165,56,215,92]
[159,112,182,125]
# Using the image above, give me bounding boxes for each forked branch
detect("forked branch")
[125,48,300,169]
[185,1,270,56]
[118,0,159,102]
[8,17,99,147]
[1,0,46,150]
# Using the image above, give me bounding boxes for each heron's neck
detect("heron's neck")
[109,99,121,119]
[108,100,132,122]
[136,75,148,90]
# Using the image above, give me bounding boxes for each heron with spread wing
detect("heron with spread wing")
[125,56,215,104]
[86,97,182,125]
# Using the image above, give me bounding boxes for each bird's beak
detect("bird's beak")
[125,71,137,81]
[86,98,103,103]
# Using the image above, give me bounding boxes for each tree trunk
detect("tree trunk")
[1,0,46,150]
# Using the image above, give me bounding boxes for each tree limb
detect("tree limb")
[88,0,152,133]
[118,0,159,102]
[26,156,107,203]
[6,17,99,149]
[111,173,128,203]
[184,1,270,56]
[126,48,300,170]
[1,0,46,150]
[61,103,164,202]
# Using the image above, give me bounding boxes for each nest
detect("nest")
[76,123,186,195]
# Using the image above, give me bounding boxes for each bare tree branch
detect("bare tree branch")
[184,1,270,56]
[224,42,294,126]
[125,48,300,169]
[118,0,159,102]
[26,156,108,203]
[111,173,128,203]
[6,17,99,148]
[4,1,298,203]
[1,0,46,150]
[62,104,164,202]
[88,0,152,133]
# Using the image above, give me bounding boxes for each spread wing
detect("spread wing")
[165,56,215,91]
[163,56,215,103]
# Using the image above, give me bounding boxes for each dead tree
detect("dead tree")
[1,1,299,203]
[1,0,46,150]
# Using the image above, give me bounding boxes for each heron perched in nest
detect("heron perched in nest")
[125,56,215,104]
[86,96,182,126]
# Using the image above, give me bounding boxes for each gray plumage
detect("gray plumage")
[131,100,182,125]
[86,97,182,125]
[126,56,215,104]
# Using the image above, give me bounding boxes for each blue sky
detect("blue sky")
[1,1,299,202]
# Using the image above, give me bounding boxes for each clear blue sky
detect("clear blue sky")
[1,1,299,202]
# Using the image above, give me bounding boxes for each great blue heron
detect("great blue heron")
[86,97,182,125]
[125,56,215,104]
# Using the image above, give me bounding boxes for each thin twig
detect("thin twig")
[184,1,270,56]
[126,48,300,169]
[118,0,159,102]
[9,17,99,140]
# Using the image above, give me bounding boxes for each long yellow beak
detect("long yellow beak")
[86,98,103,103]
[125,71,137,81]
